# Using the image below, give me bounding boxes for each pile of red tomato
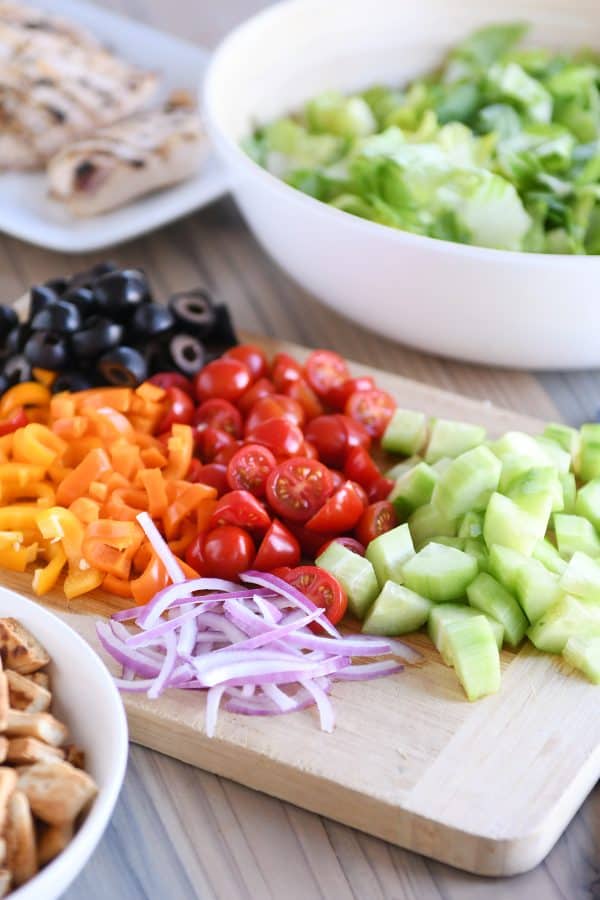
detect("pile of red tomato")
[150,345,399,625]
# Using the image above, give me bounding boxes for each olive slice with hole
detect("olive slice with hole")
[0,306,18,339]
[3,354,33,385]
[72,317,123,359]
[99,346,148,387]
[69,261,118,291]
[0,374,9,396]
[169,333,205,377]
[94,269,151,319]
[210,304,238,349]
[52,372,95,393]
[63,287,97,318]
[29,285,59,319]
[43,277,70,296]
[130,303,175,338]
[4,326,29,356]
[31,300,81,334]
[24,332,69,369]
[168,289,216,335]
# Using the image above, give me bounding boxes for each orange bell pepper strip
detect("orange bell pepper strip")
[69,497,100,524]
[75,388,132,413]
[196,498,218,535]
[36,507,85,568]
[102,574,133,598]
[163,424,194,481]
[12,423,67,469]
[100,471,129,493]
[0,434,13,462]
[49,394,76,420]
[102,488,147,522]
[110,442,141,480]
[135,382,165,404]
[82,520,144,577]
[55,448,111,507]
[1,482,55,507]
[64,567,103,600]
[138,469,168,519]
[32,368,57,388]
[47,462,72,485]
[131,553,198,606]
[62,437,104,469]
[85,406,134,442]
[89,481,108,503]
[51,416,88,440]
[163,483,216,539]
[0,463,46,486]
[168,518,197,557]
[132,540,153,574]
[0,382,50,417]
[139,446,168,469]
[32,546,67,596]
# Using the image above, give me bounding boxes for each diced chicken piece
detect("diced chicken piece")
[0,768,17,832]
[0,869,10,897]
[18,761,97,826]
[64,744,85,770]
[6,711,67,747]
[29,672,49,690]
[37,822,73,867]
[6,737,64,766]
[6,671,51,713]
[4,790,37,885]
[0,619,49,674]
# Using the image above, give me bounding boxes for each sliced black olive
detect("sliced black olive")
[168,289,216,335]
[99,346,147,387]
[3,354,33,385]
[51,372,94,393]
[63,287,97,318]
[29,284,59,319]
[0,374,9,396]
[43,277,69,296]
[3,325,29,356]
[31,300,82,334]
[94,269,151,319]
[24,332,69,370]
[209,304,238,349]
[142,338,172,374]
[72,317,123,359]
[0,306,18,339]
[69,261,118,291]
[169,333,205,377]
[130,303,175,338]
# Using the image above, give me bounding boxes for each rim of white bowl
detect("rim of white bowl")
[1,590,129,900]
[204,0,600,268]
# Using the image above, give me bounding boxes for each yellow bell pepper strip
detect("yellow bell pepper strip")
[0,434,13,462]
[0,382,50,417]
[32,546,67,596]
[0,544,38,572]
[0,482,55,506]
[32,368,57,388]
[163,482,216,539]
[51,416,88,440]
[0,407,28,437]
[63,567,103,600]
[12,423,67,469]
[55,447,111,507]
[138,468,168,518]
[0,506,41,530]
[36,507,85,569]
[69,497,100,524]
[0,531,24,550]
[163,424,194,481]
[0,463,46,486]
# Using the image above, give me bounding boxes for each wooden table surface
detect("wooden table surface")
[0,0,598,896]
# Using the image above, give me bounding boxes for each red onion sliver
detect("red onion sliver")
[300,679,335,733]
[240,571,341,638]
[138,512,186,585]
[205,685,226,737]
[334,660,404,681]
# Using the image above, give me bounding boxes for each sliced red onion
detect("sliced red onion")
[138,512,186,585]
[300,679,335,732]
[240,571,341,638]
[205,685,225,737]
[147,631,177,699]
[334,660,404,680]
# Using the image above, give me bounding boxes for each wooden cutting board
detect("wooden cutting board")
[2,336,599,877]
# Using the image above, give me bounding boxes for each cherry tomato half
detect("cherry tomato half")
[327,375,376,411]
[284,379,324,421]
[355,501,398,546]
[194,426,236,463]
[223,344,268,380]
[266,457,333,523]
[305,481,365,534]
[157,386,194,433]
[193,398,243,438]
[209,490,271,532]
[245,394,304,433]
[317,536,365,557]
[271,352,304,391]
[246,418,304,457]
[213,440,244,465]
[202,526,255,580]
[254,519,301,571]
[305,414,370,468]
[283,566,348,626]
[367,476,395,503]
[270,565,293,579]
[343,445,382,490]
[189,462,229,496]
[237,378,276,416]
[185,533,205,572]
[149,372,194,397]
[304,350,350,399]
[345,389,396,439]
[287,522,337,558]
[194,358,251,403]
[226,443,277,497]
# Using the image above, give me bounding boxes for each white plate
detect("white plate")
[0,0,228,254]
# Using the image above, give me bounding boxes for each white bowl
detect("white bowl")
[0,588,128,900]
[204,0,600,370]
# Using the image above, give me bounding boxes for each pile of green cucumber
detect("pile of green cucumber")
[317,410,600,701]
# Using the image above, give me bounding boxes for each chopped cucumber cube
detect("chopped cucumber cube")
[559,472,577,514]
[365,523,414,587]
[362,581,432,635]
[443,616,502,701]
[467,572,528,647]
[506,466,563,515]
[408,503,457,550]
[527,594,600,653]
[515,557,561,623]
[543,423,581,460]
[563,635,600,684]
[431,457,453,476]
[428,603,503,661]
[381,409,427,456]
[432,445,501,520]
[402,542,477,603]
[554,514,600,559]
[535,437,571,473]
[458,511,484,540]
[579,424,600,482]
[425,419,486,464]
[575,478,600,531]
[385,456,421,480]
[488,544,527,593]
[464,537,491,573]
[483,492,550,556]
[422,536,465,550]
[389,462,438,517]
[532,539,567,576]
[492,431,551,467]
[316,542,378,619]
[559,551,600,603]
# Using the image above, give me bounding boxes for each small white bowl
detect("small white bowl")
[204,0,600,370]
[0,588,128,900]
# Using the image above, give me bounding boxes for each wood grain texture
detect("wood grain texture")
[0,0,598,897]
